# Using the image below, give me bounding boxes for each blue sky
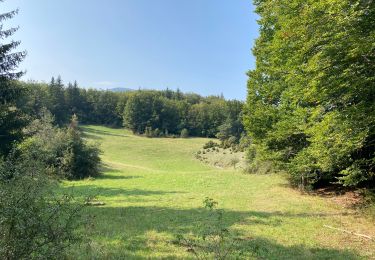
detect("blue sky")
[2,0,258,100]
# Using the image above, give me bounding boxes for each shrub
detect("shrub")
[0,151,85,259]
[153,128,161,137]
[230,158,240,169]
[243,144,274,175]
[180,128,189,138]
[145,126,153,138]
[63,126,101,179]
[203,140,219,149]
[174,198,242,259]
[238,134,251,152]
[21,113,101,180]
[221,136,238,149]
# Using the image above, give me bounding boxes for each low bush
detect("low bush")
[21,112,101,180]
[221,136,237,149]
[154,128,161,137]
[145,126,153,138]
[203,141,219,149]
[0,151,85,259]
[180,128,189,138]
[174,198,242,259]
[244,144,274,175]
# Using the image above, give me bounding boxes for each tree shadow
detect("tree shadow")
[62,185,185,199]
[96,175,142,180]
[81,127,130,138]
[97,164,143,180]
[100,164,118,173]
[78,206,361,259]
[233,236,359,260]
[82,131,103,140]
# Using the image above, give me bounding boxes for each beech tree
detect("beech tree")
[244,0,375,188]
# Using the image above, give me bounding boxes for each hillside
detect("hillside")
[63,125,375,259]
[109,87,134,92]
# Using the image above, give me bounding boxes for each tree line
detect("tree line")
[19,79,245,141]
[244,0,374,189]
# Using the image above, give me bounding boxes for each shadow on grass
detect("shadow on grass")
[96,175,142,180]
[81,126,130,138]
[77,205,360,259]
[97,164,143,181]
[82,131,103,140]
[62,185,185,199]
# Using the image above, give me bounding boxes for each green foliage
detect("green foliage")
[123,90,243,137]
[187,99,227,137]
[21,112,101,180]
[153,128,161,137]
[203,140,219,149]
[0,151,84,259]
[238,134,251,152]
[48,76,68,126]
[244,0,375,188]
[123,91,180,134]
[0,3,27,155]
[221,136,238,150]
[65,81,85,119]
[216,100,244,146]
[175,198,242,259]
[63,116,102,179]
[84,89,122,126]
[180,128,189,138]
[144,126,153,138]
[16,79,245,138]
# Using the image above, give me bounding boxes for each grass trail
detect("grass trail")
[64,125,375,259]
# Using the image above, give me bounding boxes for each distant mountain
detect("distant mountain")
[109,87,134,92]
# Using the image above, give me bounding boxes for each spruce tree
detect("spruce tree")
[0,3,27,155]
[48,76,67,125]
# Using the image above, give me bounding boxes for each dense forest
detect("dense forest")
[17,79,244,140]
[244,0,375,189]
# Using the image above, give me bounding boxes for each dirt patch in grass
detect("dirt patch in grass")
[312,186,366,209]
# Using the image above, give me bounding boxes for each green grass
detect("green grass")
[64,125,375,259]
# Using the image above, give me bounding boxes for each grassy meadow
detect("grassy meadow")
[63,125,375,259]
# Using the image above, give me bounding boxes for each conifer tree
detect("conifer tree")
[66,81,81,116]
[0,2,27,155]
[48,76,67,125]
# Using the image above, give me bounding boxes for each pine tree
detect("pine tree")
[0,3,27,155]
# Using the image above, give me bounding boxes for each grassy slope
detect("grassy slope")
[64,125,375,259]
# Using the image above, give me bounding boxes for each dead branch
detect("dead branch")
[323,225,374,241]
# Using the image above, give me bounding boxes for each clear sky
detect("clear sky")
[2,0,258,100]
